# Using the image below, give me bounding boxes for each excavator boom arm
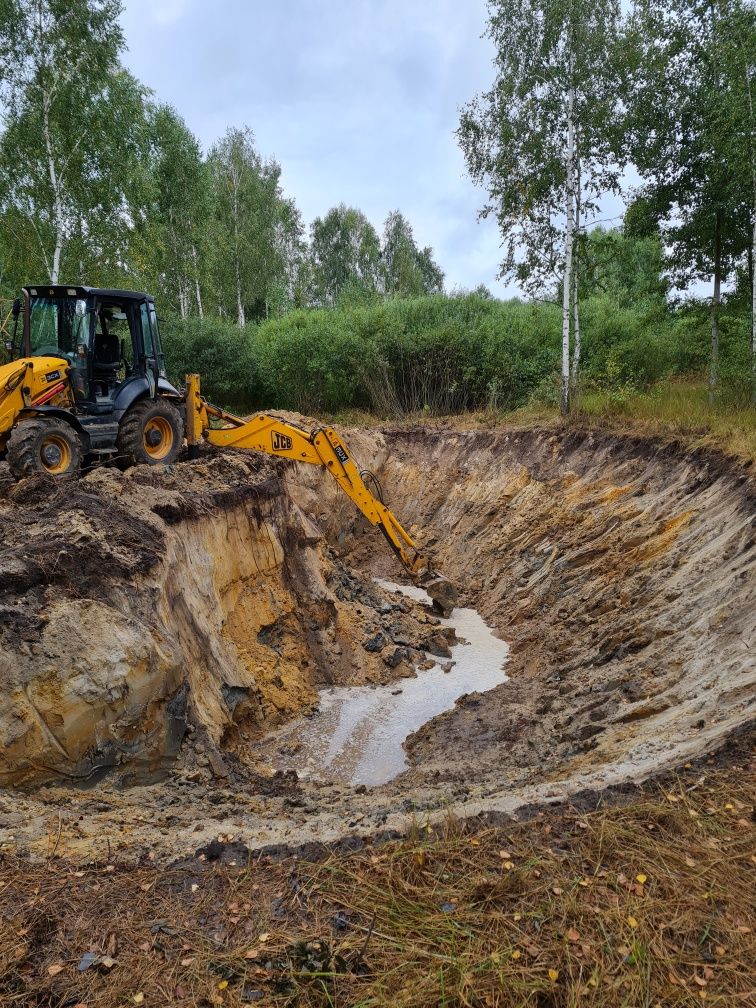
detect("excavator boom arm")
[185,374,457,614]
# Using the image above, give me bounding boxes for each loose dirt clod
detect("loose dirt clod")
[0,421,753,861]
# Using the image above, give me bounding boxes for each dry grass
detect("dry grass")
[331,377,756,466]
[1,750,753,1007]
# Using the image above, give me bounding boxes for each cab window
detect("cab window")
[140,302,155,357]
[29,296,90,358]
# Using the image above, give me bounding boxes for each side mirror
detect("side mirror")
[11,298,21,318]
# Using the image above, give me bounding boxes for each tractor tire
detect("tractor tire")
[6,418,83,480]
[117,398,184,467]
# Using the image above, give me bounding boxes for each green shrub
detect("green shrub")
[160,316,262,413]
[157,291,752,418]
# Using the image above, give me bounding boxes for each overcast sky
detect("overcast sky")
[118,1,627,299]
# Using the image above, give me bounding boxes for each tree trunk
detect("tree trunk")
[751,214,756,404]
[43,100,64,283]
[570,268,581,394]
[192,245,204,319]
[747,66,756,404]
[708,210,722,407]
[561,74,576,417]
[236,270,245,328]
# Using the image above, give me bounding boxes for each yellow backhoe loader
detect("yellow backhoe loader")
[0,285,456,614]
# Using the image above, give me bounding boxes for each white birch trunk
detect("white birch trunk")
[747,66,756,404]
[178,282,188,320]
[570,162,581,392]
[192,244,204,318]
[708,211,722,407]
[43,98,64,283]
[571,269,581,390]
[561,68,576,416]
[230,168,245,328]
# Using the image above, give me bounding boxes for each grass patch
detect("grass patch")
[1,749,753,1007]
[574,378,756,462]
[331,377,756,466]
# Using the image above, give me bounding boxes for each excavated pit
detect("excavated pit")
[0,423,753,860]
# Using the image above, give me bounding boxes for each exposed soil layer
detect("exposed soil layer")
[0,452,446,788]
[0,421,753,861]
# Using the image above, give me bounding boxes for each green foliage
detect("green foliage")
[206,127,304,326]
[624,0,755,289]
[458,0,624,296]
[310,204,383,308]
[160,316,263,414]
[160,287,751,419]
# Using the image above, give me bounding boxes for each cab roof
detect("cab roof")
[24,284,155,303]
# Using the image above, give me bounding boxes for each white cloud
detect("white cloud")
[117,0,519,296]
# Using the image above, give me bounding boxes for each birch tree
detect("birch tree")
[207,128,303,325]
[458,0,623,414]
[382,211,444,296]
[0,0,149,284]
[625,0,755,405]
[134,105,210,319]
[310,204,383,307]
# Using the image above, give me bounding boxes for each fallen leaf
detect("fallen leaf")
[99,956,116,970]
[497,851,512,859]
[503,861,515,871]
[548,968,559,981]
[47,963,65,976]
[258,933,270,943]
[469,838,481,846]
[552,886,563,895]
[566,928,580,942]
[685,857,697,867]
[244,949,259,959]
[693,975,707,987]
[715,946,726,956]
[627,917,639,929]
[513,913,522,922]
[511,950,521,960]
[218,980,228,990]
[190,884,199,893]
[132,996,144,1006]
[636,874,647,884]
[180,957,195,966]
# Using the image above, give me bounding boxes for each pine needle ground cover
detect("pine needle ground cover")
[1,740,753,1008]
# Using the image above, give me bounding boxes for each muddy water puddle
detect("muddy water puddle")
[256,581,509,787]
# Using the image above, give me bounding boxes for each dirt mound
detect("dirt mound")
[0,421,753,860]
[0,451,441,787]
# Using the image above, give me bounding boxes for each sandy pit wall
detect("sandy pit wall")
[0,452,437,787]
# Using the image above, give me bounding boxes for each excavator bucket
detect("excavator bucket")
[418,572,458,618]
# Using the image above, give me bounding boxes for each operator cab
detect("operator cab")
[16,285,174,414]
